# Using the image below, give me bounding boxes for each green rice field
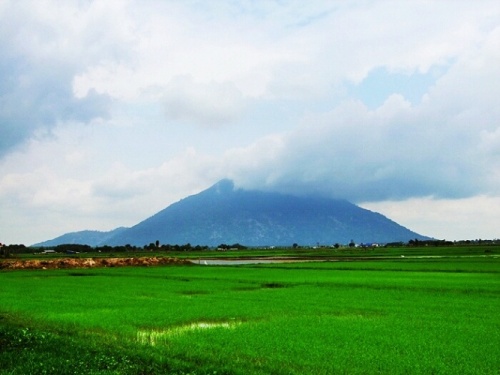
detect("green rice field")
[1,249,499,374]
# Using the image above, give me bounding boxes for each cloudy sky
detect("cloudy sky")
[1,1,500,245]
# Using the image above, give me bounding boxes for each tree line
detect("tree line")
[0,242,249,256]
[1,239,499,258]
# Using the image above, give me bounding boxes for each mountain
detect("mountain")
[104,179,428,247]
[32,227,128,247]
[34,180,429,247]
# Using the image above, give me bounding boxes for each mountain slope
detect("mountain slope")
[104,179,428,247]
[32,227,128,247]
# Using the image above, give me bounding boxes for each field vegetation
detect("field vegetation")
[0,246,499,374]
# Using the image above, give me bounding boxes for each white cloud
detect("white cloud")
[163,76,246,127]
[1,1,500,244]
[222,18,500,202]
[0,0,114,157]
[360,196,500,241]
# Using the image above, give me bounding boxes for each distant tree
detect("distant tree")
[180,243,192,251]
[160,244,172,251]
[230,243,247,250]
[3,244,27,256]
[408,238,419,246]
[0,243,8,257]
[349,240,355,248]
[155,240,160,248]
[334,243,340,249]
[292,243,299,249]
[97,245,113,253]
[55,244,92,253]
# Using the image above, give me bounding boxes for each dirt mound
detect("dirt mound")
[0,256,191,270]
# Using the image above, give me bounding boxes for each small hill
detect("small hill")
[32,227,128,247]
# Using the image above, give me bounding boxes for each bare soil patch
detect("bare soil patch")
[0,256,191,270]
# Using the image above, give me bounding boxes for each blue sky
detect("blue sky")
[1,1,499,245]
[349,66,447,109]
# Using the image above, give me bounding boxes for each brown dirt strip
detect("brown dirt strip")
[0,257,192,270]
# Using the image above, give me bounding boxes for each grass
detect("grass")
[0,323,171,374]
[1,250,499,374]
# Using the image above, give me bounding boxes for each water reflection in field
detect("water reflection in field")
[191,258,324,265]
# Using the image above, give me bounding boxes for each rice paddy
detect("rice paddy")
[1,248,499,374]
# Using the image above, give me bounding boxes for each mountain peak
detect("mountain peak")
[210,179,236,194]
